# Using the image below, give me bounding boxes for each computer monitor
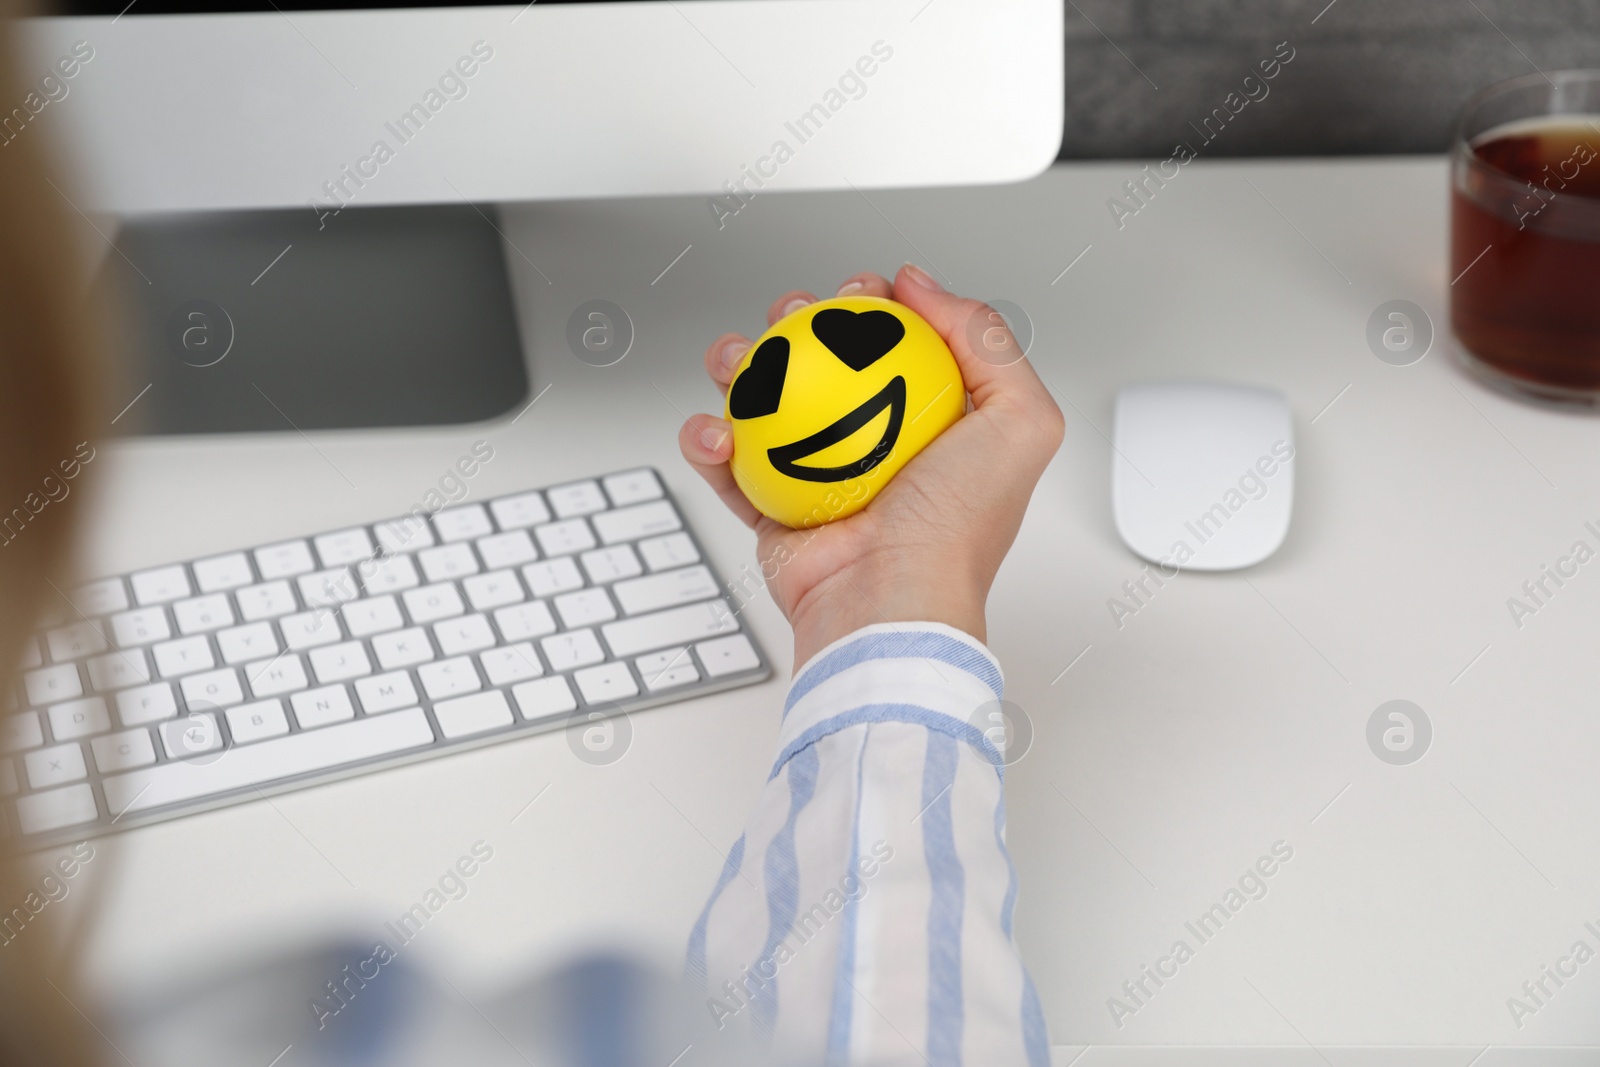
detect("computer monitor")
[14,0,1062,433]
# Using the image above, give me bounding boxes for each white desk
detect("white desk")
[74,159,1600,1059]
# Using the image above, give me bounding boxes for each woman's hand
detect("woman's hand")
[677,264,1064,669]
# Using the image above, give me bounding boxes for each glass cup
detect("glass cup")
[1450,70,1600,406]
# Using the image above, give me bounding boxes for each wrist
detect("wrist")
[787,555,987,670]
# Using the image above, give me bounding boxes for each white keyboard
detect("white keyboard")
[8,468,768,849]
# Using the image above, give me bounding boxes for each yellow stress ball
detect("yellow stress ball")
[724,295,965,528]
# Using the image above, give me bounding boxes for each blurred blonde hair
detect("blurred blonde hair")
[0,0,107,1062]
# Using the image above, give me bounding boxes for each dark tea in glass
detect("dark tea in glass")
[1450,71,1600,405]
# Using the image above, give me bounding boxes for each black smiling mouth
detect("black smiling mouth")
[767,376,906,483]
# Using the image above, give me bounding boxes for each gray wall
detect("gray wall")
[1058,0,1600,158]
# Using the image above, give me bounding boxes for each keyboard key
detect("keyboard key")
[90,728,157,773]
[476,530,537,570]
[354,671,418,714]
[435,614,496,656]
[417,657,481,700]
[1,713,43,752]
[25,742,87,788]
[16,638,41,670]
[613,565,720,616]
[548,480,608,518]
[540,629,605,672]
[309,641,372,683]
[17,783,98,834]
[103,709,435,816]
[159,712,222,760]
[217,622,278,665]
[493,601,556,642]
[131,564,191,605]
[48,697,110,741]
[255,540,315,580]
[433,505,493,542]
[73,578,129,616]
[478,643,542,686]
[602,601,738,658]
[173,593,235,634]
[372,628,434,670]
[637,647,700,691]
[575,662,638,704]
[490,491,551,530]
[512,676,576,720]
[111,606,171,647]
[364,553,421,594]
[418,543,479,583]
[433,691,513,739]
[534,519,596,558]
[117,683,178,726]
[403,583,465,624]
[602,468,663,507]
[246,654,309,698]
[87,649,152,691]
[374,515,435,555]
[25,664,83,705]
[46,621,108,661]
[151,639,214,681]
[313,527,374,567]
[297,568,358,609]
[291,685,356,729]
[181,668,244,709]
[463,570,524,612]
[581,545,642,585]
[236,581,298,621]
[698,634,761,677]
[280,610,342,650]
[344,595,404,638]
[193,552,254,593]
[522,558,584,597]
[592,501,681,545]
[638,532,699,572]
[554,588,617,629]
[226,699,289,744]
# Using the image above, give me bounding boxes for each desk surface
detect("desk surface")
[72,158,1600,1056]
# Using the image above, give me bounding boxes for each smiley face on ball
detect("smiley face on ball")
[725,296,964,528]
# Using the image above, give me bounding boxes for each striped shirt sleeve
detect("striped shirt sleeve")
[687,623,1050,1067]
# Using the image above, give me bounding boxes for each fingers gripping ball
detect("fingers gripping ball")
[725,296,965,528]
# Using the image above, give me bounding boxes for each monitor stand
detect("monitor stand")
[96,204,529,435]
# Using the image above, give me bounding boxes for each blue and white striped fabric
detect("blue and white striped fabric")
[689,623,1050,1067]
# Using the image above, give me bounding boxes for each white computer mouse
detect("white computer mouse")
[1111,380,1295,572]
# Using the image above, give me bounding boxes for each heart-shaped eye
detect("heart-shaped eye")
[811,308,906,371]
[728,336,790,419]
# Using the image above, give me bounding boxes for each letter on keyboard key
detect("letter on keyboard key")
[246,654,309,698]
[117,683,177,726]
[343,596,404,638]
[434,614,496,656]
[291,685,356,729]
[217,622,278,665]
[280,611,343,651]
[48,697,110,741]
[226,700,289,744]
[418,543,480,583]
[193,553,253,593]
[235,581,297,621]
[354,671,418,714]
[696,634,762,678]
[592,501,681,545]
[159,713,223,760]
[153,636,216,678]
[47,621,108,661]
[462,571,524,612]
[297,568,358,609]
[372,628,434,670]
[602,469,663,507]
[601,601,737,658]
[181,668,245,709]
[493,601,556,642]
[612,565,719,615]
[417,657,481,700]
[511,677,576,720]
[25,742,87,788]
[103,709,435,815]
[308,641,372,683]
[432,691,513,739]
[540,629,604,672]
[403,583,465,625]
[17,783,99,834]
[574,662,638,704]
[87,649,152,691]
[364,553,420,594]
[91,728,158,773]
[25,664,82,706]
